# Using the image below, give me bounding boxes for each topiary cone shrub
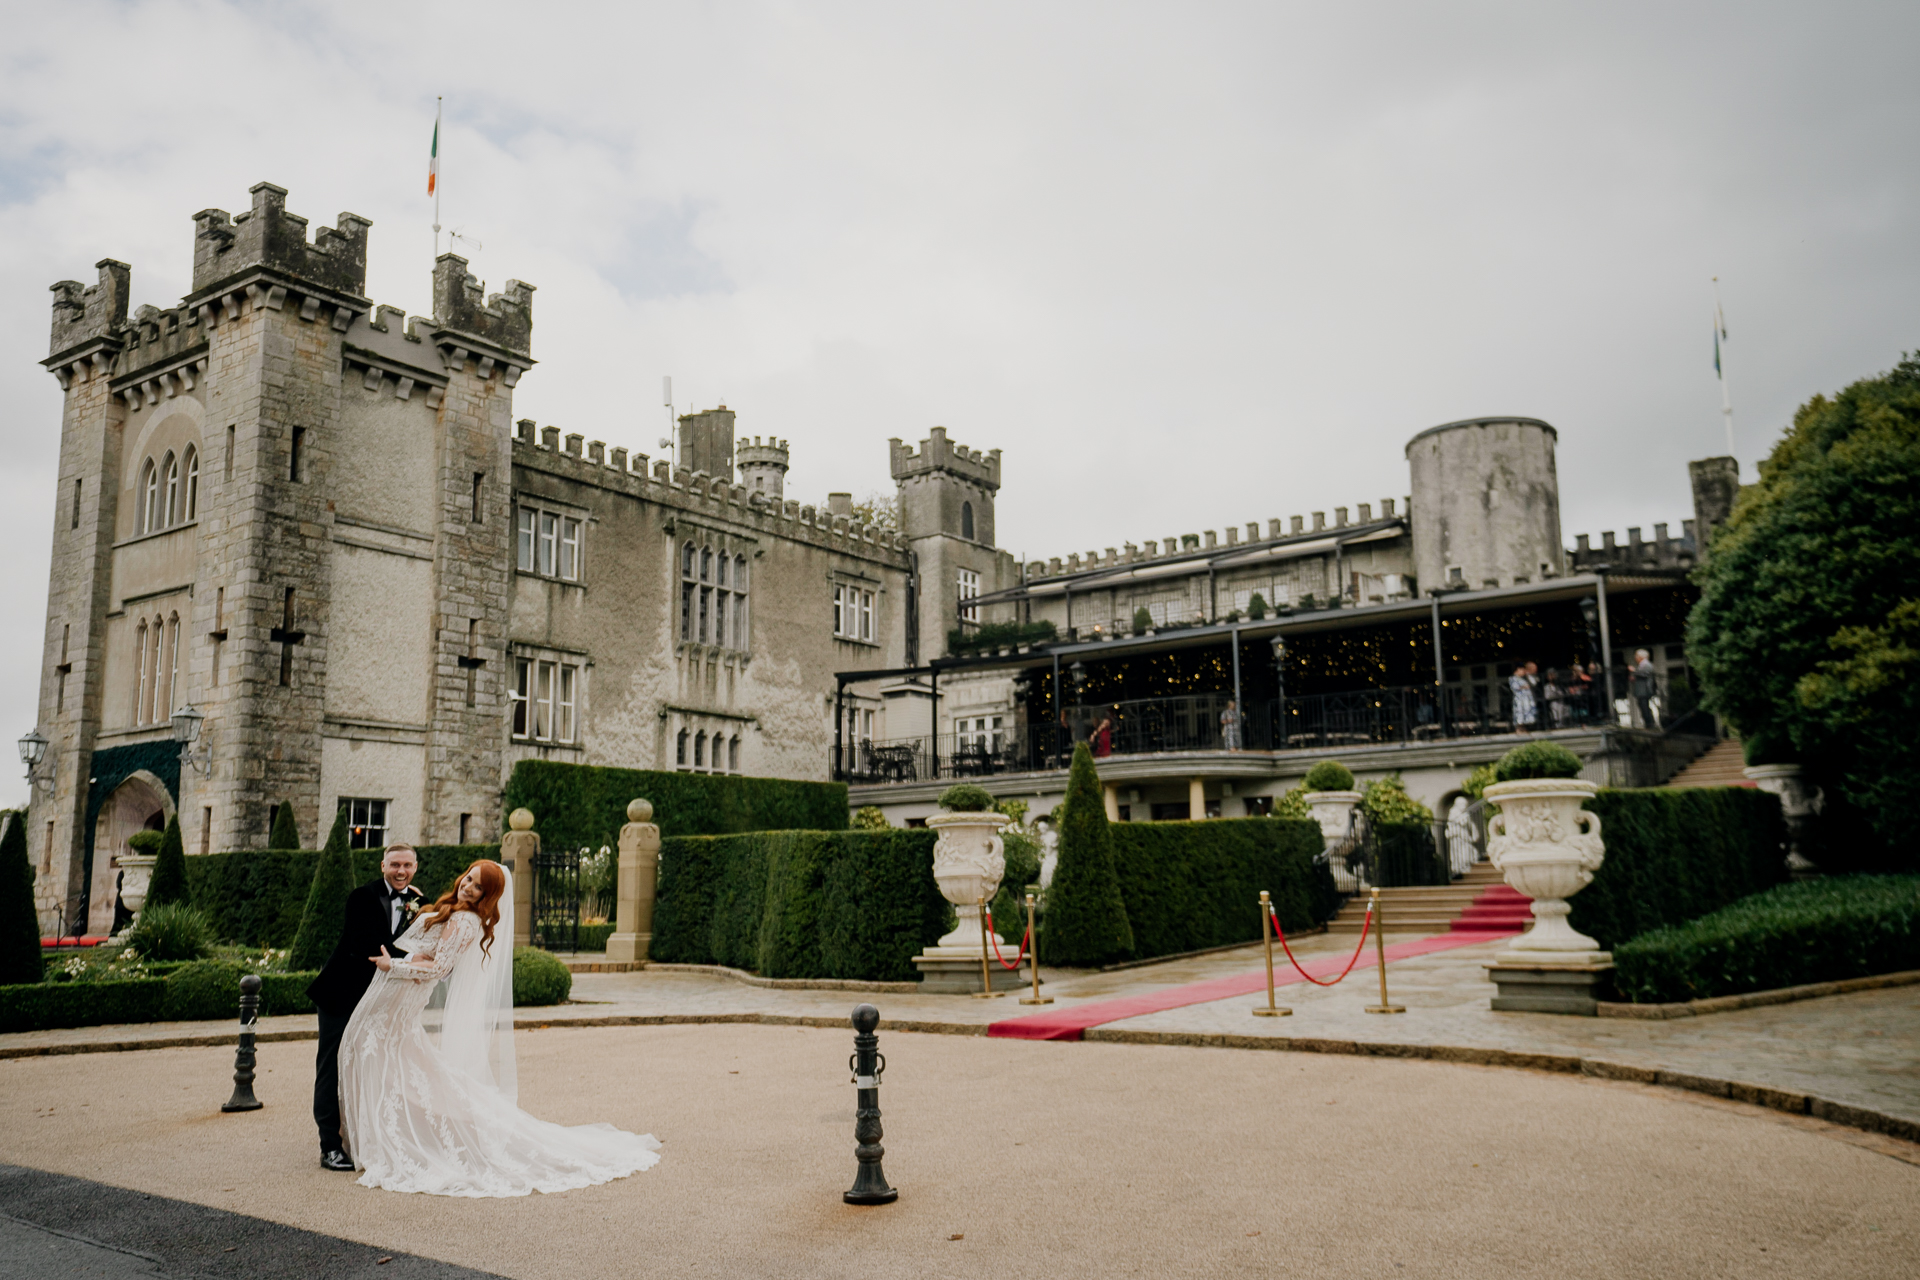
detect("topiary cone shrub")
[289,808,356,971]
[1043,743,1134,965]
[1303,760,1355,792]
[267,801,302,851]
[144,814,191,910]
[0,813,43,983]
[1132,607,1152,636]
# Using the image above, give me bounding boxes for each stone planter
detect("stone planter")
[1743,763,1823,871]
[1483,777,1610,1013]
[912,810,1025,993]
[1304,790,1362,853]
[113,853,157,936]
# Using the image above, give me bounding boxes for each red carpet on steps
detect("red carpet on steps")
[987,927,1520,1041]
[1451,884,1534,933]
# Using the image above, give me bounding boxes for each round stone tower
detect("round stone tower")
[1405,417,1564,593]
[736,436,790,501]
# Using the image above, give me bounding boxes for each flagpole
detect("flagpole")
[431,97,443,258]
[1712,277,1733,458]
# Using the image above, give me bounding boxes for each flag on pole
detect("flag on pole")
[428,105,440,196]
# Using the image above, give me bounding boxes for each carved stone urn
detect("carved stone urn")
[113,853,158,936]
[927,809,1011,951]
[1484,778,1606,961]
[1744,763,1824,871]
[1304,791,1363,853]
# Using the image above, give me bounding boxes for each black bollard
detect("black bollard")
[221,974,264,1113]
[843,1003,897,1205]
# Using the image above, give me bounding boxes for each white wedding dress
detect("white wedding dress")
[339,890,660,1197]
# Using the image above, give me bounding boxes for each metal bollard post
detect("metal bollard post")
[1019,892,1052,1005]
[973,896,1005,999]
[1364,888,1406,1014]
[843,1003,898,1205]
[221,974,265,1112]
[1252,890,1291,1017]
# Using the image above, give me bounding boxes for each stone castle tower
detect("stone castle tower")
[34,182,534,932]
[889,426,1018,658]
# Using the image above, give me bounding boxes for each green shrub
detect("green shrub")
[1303,761,1355,792]
[1460,764,1497,803]
[145,814,191,911]
[652,829,947,981]
[162,958,249,1021]
[937,784,995,812]
[124,902,214,962]
[1492,742,1584,782]
[127,830,164,856]
[851,806,891,831]
[0,979,167,1034]
[1045,744,1134,966]
[1373,822,1447,887]
[1271,785,1311,820]
[1132,607,1152,636]
[1614,875,1920,1003]
[503,760,848,853]
[290,809,356,971]
[256,971,317,1017]
[0,813,42,985]
[1108,818,1324,960]
[268,801,302,851]
[182,844,500,950]
[575,922,615,952]
[945,620,1059,655]
[1358,775,1432,825]
[513,946,573,1005]
[1247,593,1268,621]
[1566,787,1787,951]
[989,828,1044,941]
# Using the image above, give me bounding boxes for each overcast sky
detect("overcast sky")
[3,2,1916,804]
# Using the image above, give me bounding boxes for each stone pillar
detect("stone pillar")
[1189,777,1206,821]
[607,799,660,964]
[1103,784,1120,822]
[499,807,538,949]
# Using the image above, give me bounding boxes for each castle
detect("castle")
[29,183,1725,933]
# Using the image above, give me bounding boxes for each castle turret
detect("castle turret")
[889,426,1013,661]
[1406,416,1563,591]
[737,435,790,500]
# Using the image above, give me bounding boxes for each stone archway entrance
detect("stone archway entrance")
[89,772,173,935]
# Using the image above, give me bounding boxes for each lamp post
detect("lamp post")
[171,705,211,777]
[1269,637,1286,749]
[18,727,50,795]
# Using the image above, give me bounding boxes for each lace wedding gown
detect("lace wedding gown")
[339,909,661,1197]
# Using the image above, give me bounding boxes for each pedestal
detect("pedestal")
[912,949,1033,994]
[1486,954,1614,1016]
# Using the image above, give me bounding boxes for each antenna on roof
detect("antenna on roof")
[662,377,676,470]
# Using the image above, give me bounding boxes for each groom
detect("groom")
[307,842,423,1171]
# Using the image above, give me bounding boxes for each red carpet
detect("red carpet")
[988,927,1521,1041]
[1451,884,1534,933]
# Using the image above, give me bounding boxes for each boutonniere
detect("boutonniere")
[401,891,426,917]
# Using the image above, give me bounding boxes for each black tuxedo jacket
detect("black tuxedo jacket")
[306,879,420,1018]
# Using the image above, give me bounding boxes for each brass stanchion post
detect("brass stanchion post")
[1019,891,1051,1005]
[1364,887,1405,1014]
[972,896,1004,999]
[1252,890,1290,1016]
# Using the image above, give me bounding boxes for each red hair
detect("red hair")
[420,859,507,957]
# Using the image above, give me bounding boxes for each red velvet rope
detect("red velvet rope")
[1270,902,1371,986]
[988,925,1032,971]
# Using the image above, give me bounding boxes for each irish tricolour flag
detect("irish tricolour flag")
[428,103,440,196]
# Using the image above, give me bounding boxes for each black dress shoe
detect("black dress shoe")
[320,1149,355,1172]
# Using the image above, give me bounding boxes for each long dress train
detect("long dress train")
[339,910,660,1196]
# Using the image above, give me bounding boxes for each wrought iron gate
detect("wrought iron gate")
[530,845,582,952]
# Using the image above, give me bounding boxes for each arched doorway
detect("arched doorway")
[89,771,173,935]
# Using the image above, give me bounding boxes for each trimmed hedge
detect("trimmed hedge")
[1614,876,1920,1003]
[1046,743,1134,966]
[1567,787,1787,951]
[0,812,42,985]
[503,760,848,853]
[0,967,320,1034]
[184,844,501,948]
[652,829,947,981]
[1107,818,1325,961]
[513,946,573,1006]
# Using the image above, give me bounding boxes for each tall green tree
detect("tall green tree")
[144,813,191,910]
[0,812,43,984]
[290,807,356,970]
[267,801,302,851]
[1688,353,1920,869]
[1043,743,1134,965]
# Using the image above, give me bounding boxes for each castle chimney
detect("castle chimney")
[827,492,853,518]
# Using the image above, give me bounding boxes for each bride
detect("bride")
[339,858,661,1196]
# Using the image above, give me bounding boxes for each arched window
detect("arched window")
[680,542,697,641]
[182,448,199,521]
[133,621,149,724]
[733,555,748,648]
[694,731,707,769]
[961,500,975,541]
[139,460,158,535]
[697,546,713,643]
[148,615,166,725]
[160,452,179,527]
[163,613,180,719]
[728,735,741,772]
[676,727,689,767]
[714,553,729,647]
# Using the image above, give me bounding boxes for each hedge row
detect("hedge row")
[185,845,500,948]
[1614,875,1920,1003]
[1567,788,1786,951]
[651,830,947,981]
[1108,818,1327,961]
[502,760,849,852]
[0,966,317,1035]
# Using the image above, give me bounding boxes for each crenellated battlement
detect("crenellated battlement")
[433,254,534,357]
[47,259,130,359]
[1022,497,1410,579]
[1567,521,1697,572]
[888,425,1000,490]
[192,182,370,299]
